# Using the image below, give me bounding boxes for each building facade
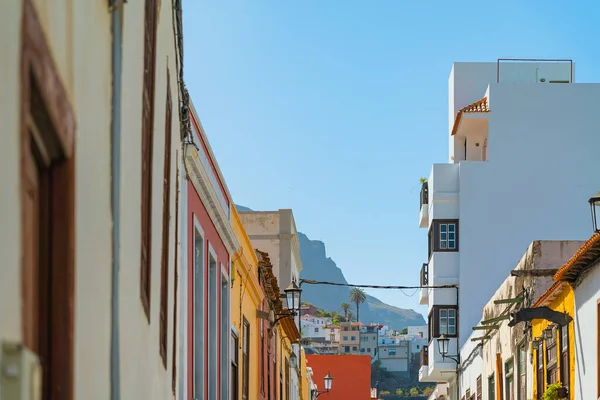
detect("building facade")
[553,233,600,400]
[306,354,373,400]
[360,326,378,359]
[231,207,265,400]
[0,0,183,399]
[184,103,239,400]
[339,322,362,354]
[418,59,600,394]
[448,241,581,400]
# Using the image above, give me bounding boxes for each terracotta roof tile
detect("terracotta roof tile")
[554,233,600,284]
[451,97,490,136]
[461,97,490,113]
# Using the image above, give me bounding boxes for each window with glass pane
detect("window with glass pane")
[505,358,514,400]
[519,343,527,400]
[560,325,569,386]
[448,309,456,335]
[476,375,482,400]
[440,309,448,334]
[448,224,456,249]
[546,327,558,385]
[488,374,495,399]
[440,224,448,249]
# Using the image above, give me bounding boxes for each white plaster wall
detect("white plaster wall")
[573,262,600,400]
[457,82,600,345]
[119,0,182,396]
[0,0,25,345]
[458,337,483,399]
[428,252,459,309]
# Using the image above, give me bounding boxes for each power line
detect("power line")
[299,279,458,290]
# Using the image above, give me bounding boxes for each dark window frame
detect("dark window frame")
[159,68,173,368]
[536,340,544,399]
[428,219,459,258]
[242,318,250,400]
[140,0,159,321]
[505,357,514,400]
[546,326,559,385]
[231,331,239,400]
[518,341,527,400]
[560,324,569,387]
[476,375,482,400]
[20,1,76,398]
[428,305,458,339]
[488,374,496,400]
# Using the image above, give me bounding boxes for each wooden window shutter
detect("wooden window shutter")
[159,69,173,367]
[140,0,158,320]
[433,307,440,338]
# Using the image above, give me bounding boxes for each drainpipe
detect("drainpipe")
[108,1,124,399]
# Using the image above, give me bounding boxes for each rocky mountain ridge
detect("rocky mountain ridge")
[237,205,425,330]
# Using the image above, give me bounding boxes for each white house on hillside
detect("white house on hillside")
[417,59,600,391]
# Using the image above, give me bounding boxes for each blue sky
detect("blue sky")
[183,0,600,317]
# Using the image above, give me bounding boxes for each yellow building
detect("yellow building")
[231,207,265,400]
[531,280,575,399]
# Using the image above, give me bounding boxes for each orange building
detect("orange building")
[306,355,372,399]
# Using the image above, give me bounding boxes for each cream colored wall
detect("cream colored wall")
[0,0,24,344]
[0,1,181,399]
[119,0,181,399]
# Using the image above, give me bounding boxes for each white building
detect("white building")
[418,59,600,388]
[451,241,581,400]
[301,316,333,340]
[553,232,600,400]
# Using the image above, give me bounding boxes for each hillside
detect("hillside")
[237,205,425,330]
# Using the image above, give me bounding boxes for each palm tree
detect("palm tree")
[347,311,355,322]
[339,302,352,321]
[349,288,367,323]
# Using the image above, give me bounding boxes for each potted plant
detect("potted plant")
[543,382,568,400]
[420,177,427,185]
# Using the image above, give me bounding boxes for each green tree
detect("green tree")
[400,328,408,334]
[379,390,391,398]
[395,388,404,396]
[332,314,341,325]
[349,288,367,323]
[422,387,434,396]
[339,302,352,320]
[347,311,354,322]
[409,387,419,396]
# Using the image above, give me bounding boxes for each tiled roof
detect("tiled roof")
[450,97,490,136]
[256,249,300,342]
[554,233,600,284]
[461,97,489,113]
[533,281,564,307]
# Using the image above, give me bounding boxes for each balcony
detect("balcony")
[427,252,458,309]
[419,263,428,305]
[419,338,458,383]
[424,164,459,224]
[418,345,429,381]
[419,182,429,228]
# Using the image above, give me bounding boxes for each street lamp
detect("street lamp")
[590,191,600,233]
[289,352,298,369]
[436,334,460,364]
[272,281,302,327]
[285,280,301,311]
[542,327,553,341]
[312,372,334,398]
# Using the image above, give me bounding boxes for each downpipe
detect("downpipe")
[109,1,124,399]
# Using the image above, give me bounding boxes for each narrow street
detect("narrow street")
[0,1,599,400]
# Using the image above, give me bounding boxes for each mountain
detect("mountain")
[236,205,425,330]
